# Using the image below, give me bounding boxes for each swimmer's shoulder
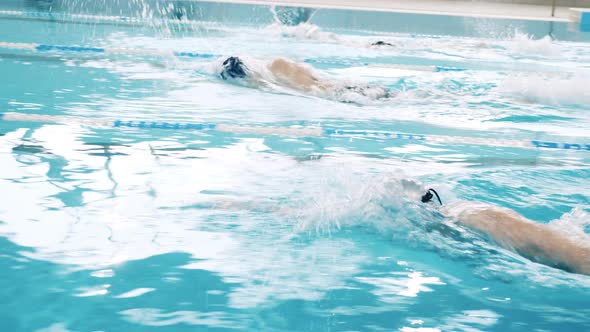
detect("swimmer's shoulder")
[269,58,294,71]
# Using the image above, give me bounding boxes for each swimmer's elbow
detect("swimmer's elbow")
[574,250,590,276]
[543,245,590,276]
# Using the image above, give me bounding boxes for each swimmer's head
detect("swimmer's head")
[220,56,248,80]
[421,188,442,206]
[371,41,394,47]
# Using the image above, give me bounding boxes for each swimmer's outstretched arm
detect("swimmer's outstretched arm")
[441,201,590,275]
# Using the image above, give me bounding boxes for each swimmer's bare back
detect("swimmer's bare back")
[443,202,590,276]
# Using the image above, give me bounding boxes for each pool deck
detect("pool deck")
[198,0,582,22]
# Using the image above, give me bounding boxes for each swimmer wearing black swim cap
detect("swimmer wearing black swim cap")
[420,187,590,276]
[220,56,248,80]
[217,56,392,101]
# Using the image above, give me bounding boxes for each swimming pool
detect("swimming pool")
[1,1,590,331]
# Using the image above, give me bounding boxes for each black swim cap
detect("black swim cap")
[221,56,247,80]
[371,41,393,47]
[421,188,442,205]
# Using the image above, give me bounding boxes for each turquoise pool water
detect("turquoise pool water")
[1,2,590,331]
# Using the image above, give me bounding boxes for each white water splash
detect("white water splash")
[506,31,559,57]
[290,173,429,234]
[548,207,590,242]
[498,73,590,106]
[264,22,342,44]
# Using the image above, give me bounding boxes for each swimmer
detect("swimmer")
[218,56,393,101]
[422,188,590,276]
[371,40,395,47]
[205,175,588,275]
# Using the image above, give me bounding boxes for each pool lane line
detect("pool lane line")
[1,112,588,152]
[309,60,464,72]
[0,41,220,59]
[366,63,465,72]
[0,41,465,72]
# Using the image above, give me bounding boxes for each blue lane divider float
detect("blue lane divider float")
[1,112,588,152]
[171,51,217,59]
[0,41,221,59]
[113,119,217,130]
[305,58,466,72]
[434,66,466,72]
[36,44,105,53]
[0,41,464,72]
[368,63,466,72]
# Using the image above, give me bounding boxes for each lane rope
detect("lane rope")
[1,112,588,152]
[0,41,219,59]
[0,40,464,72]
[368,62,464,72]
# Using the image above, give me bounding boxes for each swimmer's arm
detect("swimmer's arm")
[208,198,296,217]
[269,58,330,90]
[523,225,590,275]
[447,204,590,275]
